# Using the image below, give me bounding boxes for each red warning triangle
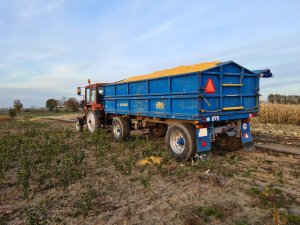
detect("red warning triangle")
[204,78,216,94]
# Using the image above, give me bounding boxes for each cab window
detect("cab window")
[97,87,104,103]
[85,88,91,104]
[91,88,95,102]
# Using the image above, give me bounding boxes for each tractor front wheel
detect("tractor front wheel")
[75,117,84,132]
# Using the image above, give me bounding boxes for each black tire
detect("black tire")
[214,133,242,151]
[166,123,196,161]
[75,117,84,132]
[86,110,100,133]
[149,124,168,138]
[112,117,130,142]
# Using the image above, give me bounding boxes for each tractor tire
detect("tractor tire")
[75,117,84,132]
[166,123,196,161]
[86,110,100,133]
[149,124,168,138]
[214,133,242,151]
[112,117,130,142]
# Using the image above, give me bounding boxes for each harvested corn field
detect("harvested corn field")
[1,117,300,225]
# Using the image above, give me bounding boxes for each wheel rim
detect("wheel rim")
[87,112,96,132]
[113,122,121,138]
[170,131,185,154]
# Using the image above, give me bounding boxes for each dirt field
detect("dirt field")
[0,117,300,225]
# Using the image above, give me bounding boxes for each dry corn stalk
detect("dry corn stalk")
[257,103,300,125]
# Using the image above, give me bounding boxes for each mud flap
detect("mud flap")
[196,127,211,154]
[241,122,255,151]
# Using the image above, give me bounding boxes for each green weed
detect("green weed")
[25,203,49,225]
[74,188,97,217]
[0,214,8,225]
[139,174,151,187]
[249,186,292,208]
[183,205,226,224]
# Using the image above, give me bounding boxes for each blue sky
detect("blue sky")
[0,0,300,108]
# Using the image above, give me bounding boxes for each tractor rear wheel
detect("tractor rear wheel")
[86,110,100,133]
[214,133,242,151]
[166,123,196,161]
[112,117,130,142]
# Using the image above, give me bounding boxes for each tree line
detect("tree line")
[5,97,83,117]
[268,94,300,104]
[46,97,84,112]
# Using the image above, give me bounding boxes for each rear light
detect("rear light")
[196,123,209,129]
[249,113,255,118]
[242,118,250,123]
[201,140,207,147]
[244,133,249,139]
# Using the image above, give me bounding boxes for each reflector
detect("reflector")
[204,78,216,94]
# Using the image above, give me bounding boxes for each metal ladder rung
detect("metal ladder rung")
[222,106,244,111]
[222,83,243,87]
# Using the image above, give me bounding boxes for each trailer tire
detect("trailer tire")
[214,133,242,151]
[166,123,196,161]
[112,117,130,142]
[149,124,168,138]
[75,117,84,132]
[86,110,100,133]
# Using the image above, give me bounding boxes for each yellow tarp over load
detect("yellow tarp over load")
[121,61,221,83]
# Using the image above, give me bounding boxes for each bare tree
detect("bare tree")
[58,96,67,108]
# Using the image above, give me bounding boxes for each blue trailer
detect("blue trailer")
[76,61,272,161]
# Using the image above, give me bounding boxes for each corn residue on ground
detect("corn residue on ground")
[137,156,161,166]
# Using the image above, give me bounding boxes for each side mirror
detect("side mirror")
[77,87,81,95]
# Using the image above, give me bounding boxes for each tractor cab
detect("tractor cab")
[76,80,109,132]
[84,83,105,111]
[77,80,107,112]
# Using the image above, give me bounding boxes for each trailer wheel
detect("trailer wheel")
[112,117,130,142]
[166,123,196,161]
[149,124,168,138]
[214,133,242,151]
[75,117,84,132]
[86,110,100,133]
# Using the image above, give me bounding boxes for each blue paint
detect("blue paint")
[177,137,185,146]
[104,61,261,121]
[241,122,253,143]
[196,128,211,152]
[103,61,269,153]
